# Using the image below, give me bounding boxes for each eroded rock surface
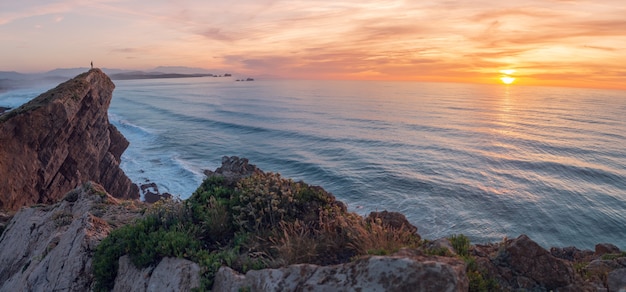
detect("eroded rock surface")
[113,255,201,292]
[213,255,468,292]
[0,182,143,291]
[0,69,138,211]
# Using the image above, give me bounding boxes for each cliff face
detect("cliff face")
[0,69,138,211]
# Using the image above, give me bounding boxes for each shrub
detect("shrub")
[449,234,470,257]
[94,170,423,290]
[52,211,73,227]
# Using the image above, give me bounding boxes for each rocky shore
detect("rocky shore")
[0,71,625,291]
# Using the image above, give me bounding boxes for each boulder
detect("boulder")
[608,268,626,292]
[140,181,172,203]
[113,255,201,292]
[213,255,468,292]
[503,234,575,289]
[596,243,621,256]
[550,246,594,262]
[0,69,139,211]
[203,156,259,185]
[366,210,418,234]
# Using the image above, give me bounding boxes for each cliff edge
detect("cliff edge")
[0,69,138,211]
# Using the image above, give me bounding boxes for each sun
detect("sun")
[500,76,516,84]
[499,69,517,85]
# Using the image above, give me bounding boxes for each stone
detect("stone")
[608,268,626,292]
[366,210,418,234]
[551,246,595,262]
[0,182,143,291]
[213,255,468,292]
[0,69,139,211]
[113,256,201,292]
[140,182,172,203]
[596,243,621,255]
[503,234,575,290]
[204,156,259,185]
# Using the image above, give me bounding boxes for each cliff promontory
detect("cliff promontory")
[0,69,138,211]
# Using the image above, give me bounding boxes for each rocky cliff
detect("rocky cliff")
[0,69,138,211]
[0,158,624,291]
[0,182,144,291]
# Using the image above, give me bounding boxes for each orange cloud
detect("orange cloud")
[0,0,624,89]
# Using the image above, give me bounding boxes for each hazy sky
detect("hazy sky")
[1,0,625,89]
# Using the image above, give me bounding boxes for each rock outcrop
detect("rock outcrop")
[472,234,626,291]
[213,254,468,292]
[113,255,201,292]
[203,155,259,185]
[0,69,138,211]
[0,182,143,291]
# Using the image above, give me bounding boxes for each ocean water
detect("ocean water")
[2,77,625,249]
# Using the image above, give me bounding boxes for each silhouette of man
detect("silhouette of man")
[91,61,93,69]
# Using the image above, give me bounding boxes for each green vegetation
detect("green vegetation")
[448,234,499,292]
[93,173,421,291]
[601,251,626,260]
[52,211,74,227]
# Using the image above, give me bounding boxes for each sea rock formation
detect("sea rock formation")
[203,155,259,185]
[213,254,468,292]
[0,182,143,291]
[0,69,138,211]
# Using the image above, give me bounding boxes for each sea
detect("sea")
[1,77,625,250]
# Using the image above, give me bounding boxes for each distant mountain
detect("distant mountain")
[152,66,216,75]
[0,71,28,80]
[109,71,214,80]
[0,66,234,91]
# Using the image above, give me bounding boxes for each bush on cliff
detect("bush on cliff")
[94,171,421,290]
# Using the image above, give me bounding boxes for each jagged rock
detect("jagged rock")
[503,234,576,289]
[0,182,143,291]
[203,156,259,185]
[0,106,10,115]
[140,181,172,203]
[113,255,201,292]
[0,69,139,211]
[366,210,418,234]
[213,255,468,292]
[596,243,621,255]
[608,268,626,292]
[550,246,594,262]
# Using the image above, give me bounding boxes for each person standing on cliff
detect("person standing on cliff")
[91,61,93,69]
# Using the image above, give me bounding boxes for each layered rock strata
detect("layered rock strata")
[0,69,138,210]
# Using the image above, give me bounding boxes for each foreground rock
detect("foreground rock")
[0,69,139,211]
[0,182,143,291]
[472,234,626,291]
[113,255,201,291]
[214,254,468,292]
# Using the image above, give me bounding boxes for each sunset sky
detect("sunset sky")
[1,0,625,89]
